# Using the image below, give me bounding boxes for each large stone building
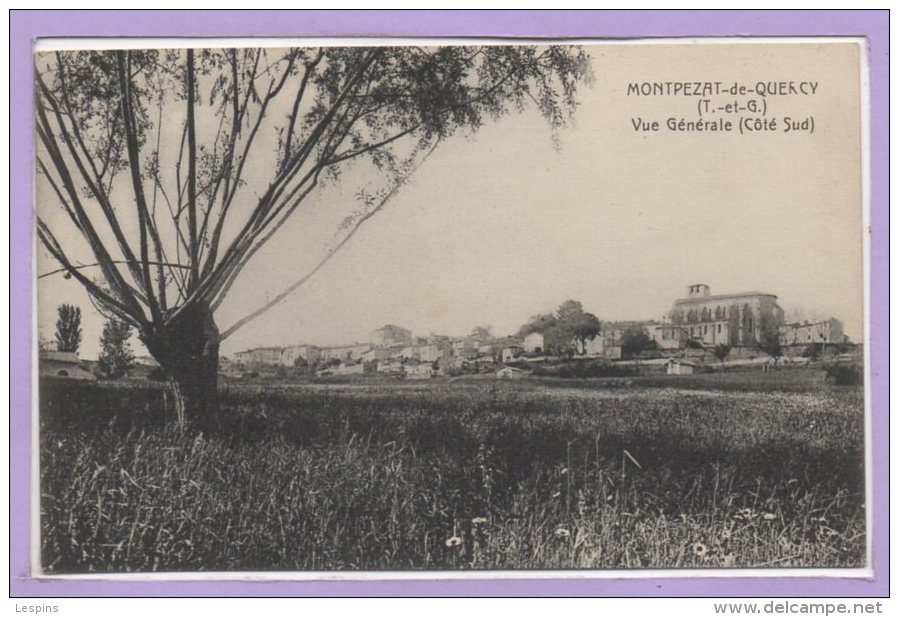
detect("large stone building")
[668,284,785,347]
[779,318,845,347]
[281,344,321,367]
[233,346,285,368]
[370,324,413,348]
[319,343,371,362]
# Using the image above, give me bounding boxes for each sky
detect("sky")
[36,41,865,359]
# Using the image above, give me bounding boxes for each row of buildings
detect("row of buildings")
[233,324,529,375]
[230,284,848,376]
[595,284,845,353]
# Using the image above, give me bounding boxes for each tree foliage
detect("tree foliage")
[36,46,592,341]
[620,326,657,359]
[757,329,783,363]
[517,299,601,355]
[97,319,134,379]
[35,44,592,420]
[556,300,601,352]
[470,325,494,342]
[54,304,82,353]
[713,343,731,367]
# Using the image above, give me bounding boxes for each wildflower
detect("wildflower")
[445,536,463,548]
[816,526,839,539]
[734,508,756,521]
[722,554,736,567]
[471,517,488,526]
[720,528,733,541]
[554,527,571,539]
[692,542,709,557]
[560,468,568,475]
[762,512,777,521]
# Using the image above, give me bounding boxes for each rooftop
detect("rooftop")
[674,291,777,304]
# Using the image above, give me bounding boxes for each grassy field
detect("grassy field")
[39,371,865,572]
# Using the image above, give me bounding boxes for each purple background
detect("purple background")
[10,10,889,597]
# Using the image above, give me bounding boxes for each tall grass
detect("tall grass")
[40,379,865,572]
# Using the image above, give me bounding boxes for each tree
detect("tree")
[35,45,592,424]
[757,316,783,366]
[470,325,494,342]
[713,343,731,370]
[620,326,657,359]
[555,299,601,354]
[54,304,82,353]
[517,313,557,339]
[757,329,783,366]
[97,319,134,379]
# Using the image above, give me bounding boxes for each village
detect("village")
[38,283,855,383]
[220,283,853,381]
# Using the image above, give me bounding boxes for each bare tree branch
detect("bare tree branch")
[115,51,161,322]
[219,138,440,340]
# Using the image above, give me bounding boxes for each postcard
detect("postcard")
[11,9,888,599]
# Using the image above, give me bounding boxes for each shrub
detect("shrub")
[823,363,863,386]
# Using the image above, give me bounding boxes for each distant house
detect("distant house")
[39,351,96,381]
[320,343,372,362]
[437,355,459,375]
[646,322,684,350]
[404,362,435,379]
[573,334,604,356]
[452,337,478,359]
[501,346,522,363]
[496,365,529,380]
[361,347,394,362]
[523,332,544,354]
[779,318,845,347]
[333,362,365,376]
[666,358,698,375]
[233,346,284,369]
[399,346,419,360]
[370,325,413,348]
[377,359,404,374]
[475,355,496,371]
[417,344,442,363]
[281,344,321,367]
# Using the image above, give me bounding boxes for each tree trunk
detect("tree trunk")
[144,302,220,428]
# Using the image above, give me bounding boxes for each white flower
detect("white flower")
[554,527,571,539]
[445,536,463,548]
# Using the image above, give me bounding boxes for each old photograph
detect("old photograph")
[34,39,866,574]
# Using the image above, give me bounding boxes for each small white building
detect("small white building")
[333,362,365,376]
[496,366,529,380]
[501,346,522,363]
[523,332,545,354]
[377,360,404,374]
[39,351,96,381]
[666,358,698,375]
[417,344,442,363]
[399,346,419,360]
[404,362,435,379]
